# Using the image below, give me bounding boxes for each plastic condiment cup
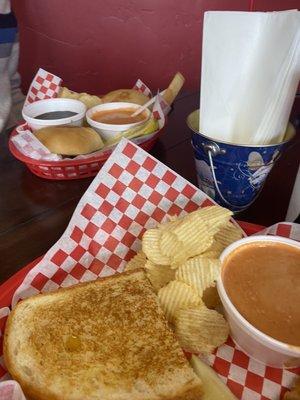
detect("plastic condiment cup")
[217,235,300,368]
[22,98,86,131]
[86,102,150,142]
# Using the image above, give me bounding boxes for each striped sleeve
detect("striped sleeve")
[0,4,24,131]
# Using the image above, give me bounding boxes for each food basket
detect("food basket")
[1,221,299,400]
[9,68,169,181]
[8,127,163,180]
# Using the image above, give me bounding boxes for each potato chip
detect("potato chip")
[124,251,147,272]
[158,281,202,323]
[142,228,169,265]
[159,213,180,226]
[158,215,184,232]
[215,222,244,248]
[202,286,221,309]
[201,240,225,260]
[174,306,229,353]
[200,250,221,260]
[198,206,232,236]
[160,231,190,269]
[175,258,221,296]
[160,230,181,256]
[159,213,213,267]
[166,214,179,222]
[172,212,212,255]
[145,260,175,292]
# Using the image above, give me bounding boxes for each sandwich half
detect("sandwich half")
[4,269,202,400]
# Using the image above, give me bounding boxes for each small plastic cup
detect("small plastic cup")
[86,102,150,141]
[217,235,300,368]
[22,98,86,131]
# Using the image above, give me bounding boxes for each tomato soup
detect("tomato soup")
[222,242,300,346]
[92,108,146,125]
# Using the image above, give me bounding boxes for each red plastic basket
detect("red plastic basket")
[9,127,163,180]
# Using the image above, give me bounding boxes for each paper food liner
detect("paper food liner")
[0,382,26,400]
[11,68,170,162]
[0,139,299,400]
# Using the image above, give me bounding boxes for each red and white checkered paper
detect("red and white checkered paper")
[12,68,168,162]
[0,139,299,399]
[24,69,62,106]
[0,382,26,400]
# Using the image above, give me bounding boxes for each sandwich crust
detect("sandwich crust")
[4,270,202,400]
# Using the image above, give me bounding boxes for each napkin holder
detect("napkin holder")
[188,110,295,211]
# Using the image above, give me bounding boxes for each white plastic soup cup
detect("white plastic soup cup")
[86,102,150,142]
[217,235,300,368]
[22,98,86,131]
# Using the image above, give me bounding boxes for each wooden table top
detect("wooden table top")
[1,91,299,284]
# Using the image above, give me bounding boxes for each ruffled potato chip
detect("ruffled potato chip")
[197,206,232,236]
[215,222,244,248]
[172,212,212,256]
[160,231,189,268]
[175,258,221,296]
[158,281,202,323]
[160,218,214,268]
[160,230,181,257]
[145,261,175,292]
[174,306,229,354]
[158,214,183,230]
[142,228,169,265]
[200,240,225,260]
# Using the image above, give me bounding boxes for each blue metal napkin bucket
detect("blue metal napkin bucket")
[188,110,295,212]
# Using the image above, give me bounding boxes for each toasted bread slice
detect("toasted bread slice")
[4,270,202,400]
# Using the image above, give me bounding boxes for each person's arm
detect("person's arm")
[0,1,24,132]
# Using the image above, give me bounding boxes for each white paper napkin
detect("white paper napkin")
[200,10,300,145]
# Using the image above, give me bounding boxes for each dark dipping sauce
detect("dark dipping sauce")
[35,111,77,120]
[222,242,300,346]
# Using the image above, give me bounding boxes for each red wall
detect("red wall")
[12,0,299,95]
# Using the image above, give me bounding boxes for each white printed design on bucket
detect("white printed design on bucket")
[235,150,279,190]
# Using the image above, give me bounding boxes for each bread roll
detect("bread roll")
[34,126,104,155]
[101,89,149,105]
